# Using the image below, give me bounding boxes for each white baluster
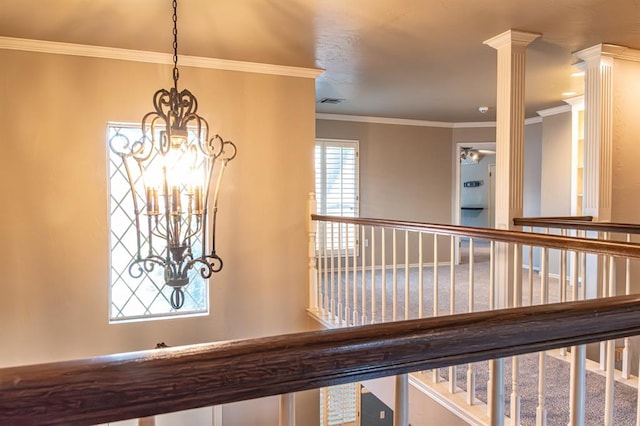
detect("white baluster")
[487,241,497,418]
[490,240,495,310]
[511,243,521,425]
[467,238,475,406]
[569,249,586,426]
[395,374,409,426]
[279,393,295,426]
[418,232,423,319]
[561,230,567,304]
[599,233,610,371]
[337,223,342,325]
[536,246,548,426]
[623,234,631,379]
[344,224,350,325]
[323,223,328,315]
[449,236,456,394]
[489,358,505,426]
[529,239,534,306]
[405,230,409,320]
[393,229,397,322]
[604,256,616,426]
[330,222,335,321]
[569,343,586,426]
[352,224,358,325]
[432,234,439,384]
[381,228,387,322]
[361,225,366,325]
[560,230,567,356]
[370,226,376,324]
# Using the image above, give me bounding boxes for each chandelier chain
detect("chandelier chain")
[172,0,179,88]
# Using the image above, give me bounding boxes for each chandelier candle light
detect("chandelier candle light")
[109,0,236,309]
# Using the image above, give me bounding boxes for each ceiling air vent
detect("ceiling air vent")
[318,97,344,104]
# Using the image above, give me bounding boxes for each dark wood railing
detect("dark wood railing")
[4,295,640,425]
[312,214,640,258]
[514,216,640,235]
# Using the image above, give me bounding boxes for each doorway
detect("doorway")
[456,143,496,264]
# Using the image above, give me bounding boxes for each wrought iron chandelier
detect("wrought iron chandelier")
[109,0,236,309]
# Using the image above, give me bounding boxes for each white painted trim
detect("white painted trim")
[409,374,486,426]
[537,104,571,117]
[453,121,496,128]
[574,43,640,63]
[0,36,323,79]
[563,95,585,107]
[483,30,541,50]
[315,113,454,128]
[317,113,544,128]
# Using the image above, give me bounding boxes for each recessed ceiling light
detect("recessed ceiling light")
[562,91,577,97]
[571,71,585,78]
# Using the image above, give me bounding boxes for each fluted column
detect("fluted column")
[484,30,540,426]
[483,29,540,307]
[573,44,614,222]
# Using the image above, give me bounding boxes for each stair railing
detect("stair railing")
[310,212,640,425]
[4,295,640,425]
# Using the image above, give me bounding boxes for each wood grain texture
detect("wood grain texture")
[513,217,640,234]
[312,214,640,258]
[4,295,640,425]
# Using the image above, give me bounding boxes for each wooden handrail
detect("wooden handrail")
[513,216,640,235]
[4,295,640,425]
[312,215,640,259]
[514,215,594,222]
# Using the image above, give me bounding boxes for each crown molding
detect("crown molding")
[453,121,496,128]
[537,104,572,117]
[315,113,454,128]
[483,30,541,50]
[317,113,543,128]
[0,36,323,79]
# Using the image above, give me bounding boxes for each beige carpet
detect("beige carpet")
[319,242,638,425]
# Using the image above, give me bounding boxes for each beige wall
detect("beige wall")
[0,49,316,425]
[612,59,640,225]
[540,112,572,216]
[316,119,453,263]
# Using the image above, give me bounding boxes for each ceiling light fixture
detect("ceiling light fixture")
[109,0,236,309]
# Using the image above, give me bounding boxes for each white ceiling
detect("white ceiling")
[2,0,640,122]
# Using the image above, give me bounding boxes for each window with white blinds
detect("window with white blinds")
[315,139,359,253]
[320,383,360,426]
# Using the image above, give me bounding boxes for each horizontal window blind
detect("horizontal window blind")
[320,383,359,426]
[315,139,359,254]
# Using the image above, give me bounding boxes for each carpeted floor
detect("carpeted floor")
[318,242,638,424]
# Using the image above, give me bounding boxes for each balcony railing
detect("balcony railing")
[3,295,640,425]
[309,211,640,425]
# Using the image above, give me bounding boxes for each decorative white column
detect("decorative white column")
[573,44,615,222]
[484,29,540,426]
[483,29,540,307]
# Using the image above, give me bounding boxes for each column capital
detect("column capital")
[574,43,640,64]
[483,30,541,50]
